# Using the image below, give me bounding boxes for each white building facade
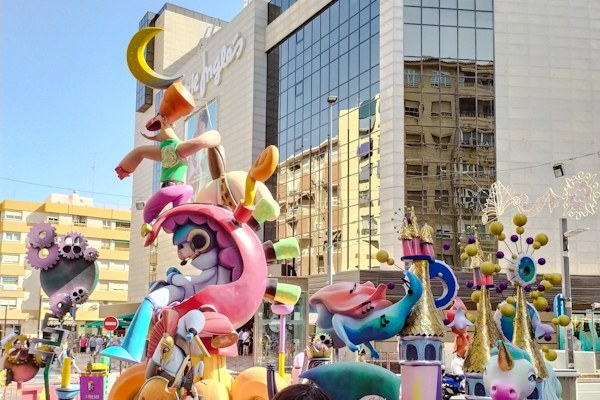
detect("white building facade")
[128,0,600,308]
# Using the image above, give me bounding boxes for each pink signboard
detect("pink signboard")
[80,375,105,400]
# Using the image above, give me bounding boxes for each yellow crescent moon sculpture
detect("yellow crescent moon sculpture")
[127,27,181,89]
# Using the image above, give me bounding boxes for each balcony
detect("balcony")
[0,308,29,322]
[98,269,129,281]
[0,242,27,254]
[458,80,494,98]
[0,220,29,232]
[73,308,100,322]
[89,290,128,302]
[95,249,130,261]
[54,225,130,241]
[0,264,27,277]
[0,288,26,298]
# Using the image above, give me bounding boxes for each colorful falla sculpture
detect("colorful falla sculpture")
[460,233,505,399]
[305,209,466,399]
[25,224,99,319]
[309,211,443,360]
[0,225,99,399]
[107,26,297,360]
[309,269,423,358]
[106,146,302,399]
[104,27,303,400]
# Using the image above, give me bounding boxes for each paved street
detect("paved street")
[1,352,255,400]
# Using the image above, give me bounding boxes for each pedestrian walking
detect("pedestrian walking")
[242,329,250,356]
[89,335,96,355]
[237,330,244,356]
[95,335,104,355]
[79,335,88,353]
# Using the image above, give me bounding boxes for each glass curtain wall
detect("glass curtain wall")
[403,0,496,267]
[266,0,381,276]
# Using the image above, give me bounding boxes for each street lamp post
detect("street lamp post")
[561,218,590,369]
[326,95,338,286]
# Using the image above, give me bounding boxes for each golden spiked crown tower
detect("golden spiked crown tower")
[397,208,447,400]
[460,232,504,399]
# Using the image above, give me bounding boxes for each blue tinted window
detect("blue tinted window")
[266,0,381,262]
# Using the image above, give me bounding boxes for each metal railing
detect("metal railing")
[368,351,401,374]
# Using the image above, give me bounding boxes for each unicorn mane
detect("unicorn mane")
[490,340,531,363]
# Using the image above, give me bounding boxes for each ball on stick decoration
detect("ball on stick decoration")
[489,221,504,236]
[513,213,528,227]
[376,250,389,263]
[534,233,549,246]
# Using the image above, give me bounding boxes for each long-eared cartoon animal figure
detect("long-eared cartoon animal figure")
[309,271,422,358]
[195,146,280,225]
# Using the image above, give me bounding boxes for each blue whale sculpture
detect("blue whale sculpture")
[311,270,423,358]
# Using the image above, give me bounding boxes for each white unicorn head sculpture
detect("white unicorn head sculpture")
[483,341,537,400]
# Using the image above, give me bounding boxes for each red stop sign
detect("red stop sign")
[103,316,119,331]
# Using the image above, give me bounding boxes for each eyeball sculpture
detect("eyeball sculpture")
[483,341,538,400]
[26,224,99,319]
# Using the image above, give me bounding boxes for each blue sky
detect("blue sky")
[0,1,242,209]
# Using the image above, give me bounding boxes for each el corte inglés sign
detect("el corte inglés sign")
[185,33,245,97]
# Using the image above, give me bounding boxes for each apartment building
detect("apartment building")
[0,193,130,335]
